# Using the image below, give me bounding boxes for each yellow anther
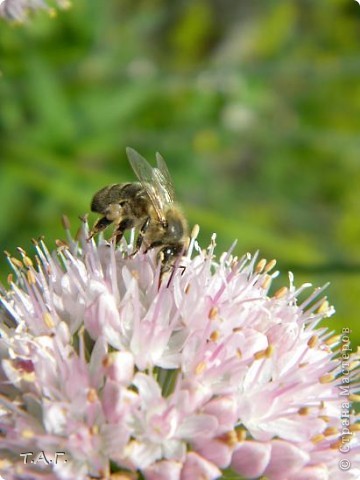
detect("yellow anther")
[311,434,325,444]
[319,374,334,384]
[273,286,288,299]
[43,312,55,329]
[27,270,36,285]
[208,306,218,320]
[255,258,266,274]
[195,361,206,375]
[87,389,98,403]
[307,335,318,348]
[261,275,272,290]
[298,407,311,415]
[264,259,276,273]
[210,330,220,342]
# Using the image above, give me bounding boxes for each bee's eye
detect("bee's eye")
[160,247,175,263]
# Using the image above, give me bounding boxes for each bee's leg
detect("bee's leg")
[88,217,113,240]
[159,246,187,288]
[144,240,163,253]
[161,264,187,288]
[111,218,134,244]
[131,217,151,255]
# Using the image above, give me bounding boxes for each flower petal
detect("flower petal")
[181,452,221,480]
[264,440,310,479]
[231,441,271,478]
[144,460,182,480]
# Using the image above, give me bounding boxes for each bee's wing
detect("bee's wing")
[155,152,175,203]
[126,147,172,224]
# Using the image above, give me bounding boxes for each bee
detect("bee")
[89,147,189,273]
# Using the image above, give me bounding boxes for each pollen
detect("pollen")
[349,393,360,402]
[264,259,276,273]
[102,354,112,368]
[218,430,238,446]
[298,407,311,415]
[21,429,34,439]
[210,330,220,342]
[56,239,69,250]
[273,286,288,299]
[131,270,139,280]
[0,459,11,469]
[110,473,138,480]
[265,345,274,357]
[89,425,99,436]
[254,345,274,360]
[23,255,33,268]
[255,258,267,274]
[195,361,206,375]
[319,373,335,384]
[307,335,318,348]
[27,269,36,285]
[323,426,338,436]
[254,349,265,360]
[350,423,360,432]
[43,312,55,328]
[330,439,342,449]
[208,306,218,319]
[235,427,247,442]
[11,257,23,269]
[311,434,325,444]
[317,299,330,314]
[261,274,272,290]
[87,388,98,403]
[299,362,308,368]
[324,334,341,346]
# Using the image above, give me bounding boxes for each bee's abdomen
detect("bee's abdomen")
[91,182,143,213]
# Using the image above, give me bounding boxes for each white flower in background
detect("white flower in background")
[0,219,359,479]
[0,0,70,22]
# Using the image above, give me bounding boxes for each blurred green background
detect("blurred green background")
[0,0,359,346]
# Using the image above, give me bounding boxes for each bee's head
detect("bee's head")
[157,244,184,267]
[161,210,186,243]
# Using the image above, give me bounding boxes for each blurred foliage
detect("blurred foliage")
[0,0,359,348]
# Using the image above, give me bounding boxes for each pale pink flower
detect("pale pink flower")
[0,219,359,480]
[0,0,70,22]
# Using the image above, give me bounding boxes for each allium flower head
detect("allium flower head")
[0,218,359,480]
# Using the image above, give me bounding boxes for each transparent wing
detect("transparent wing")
[126,147,173,223]
[156,152,175,203]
